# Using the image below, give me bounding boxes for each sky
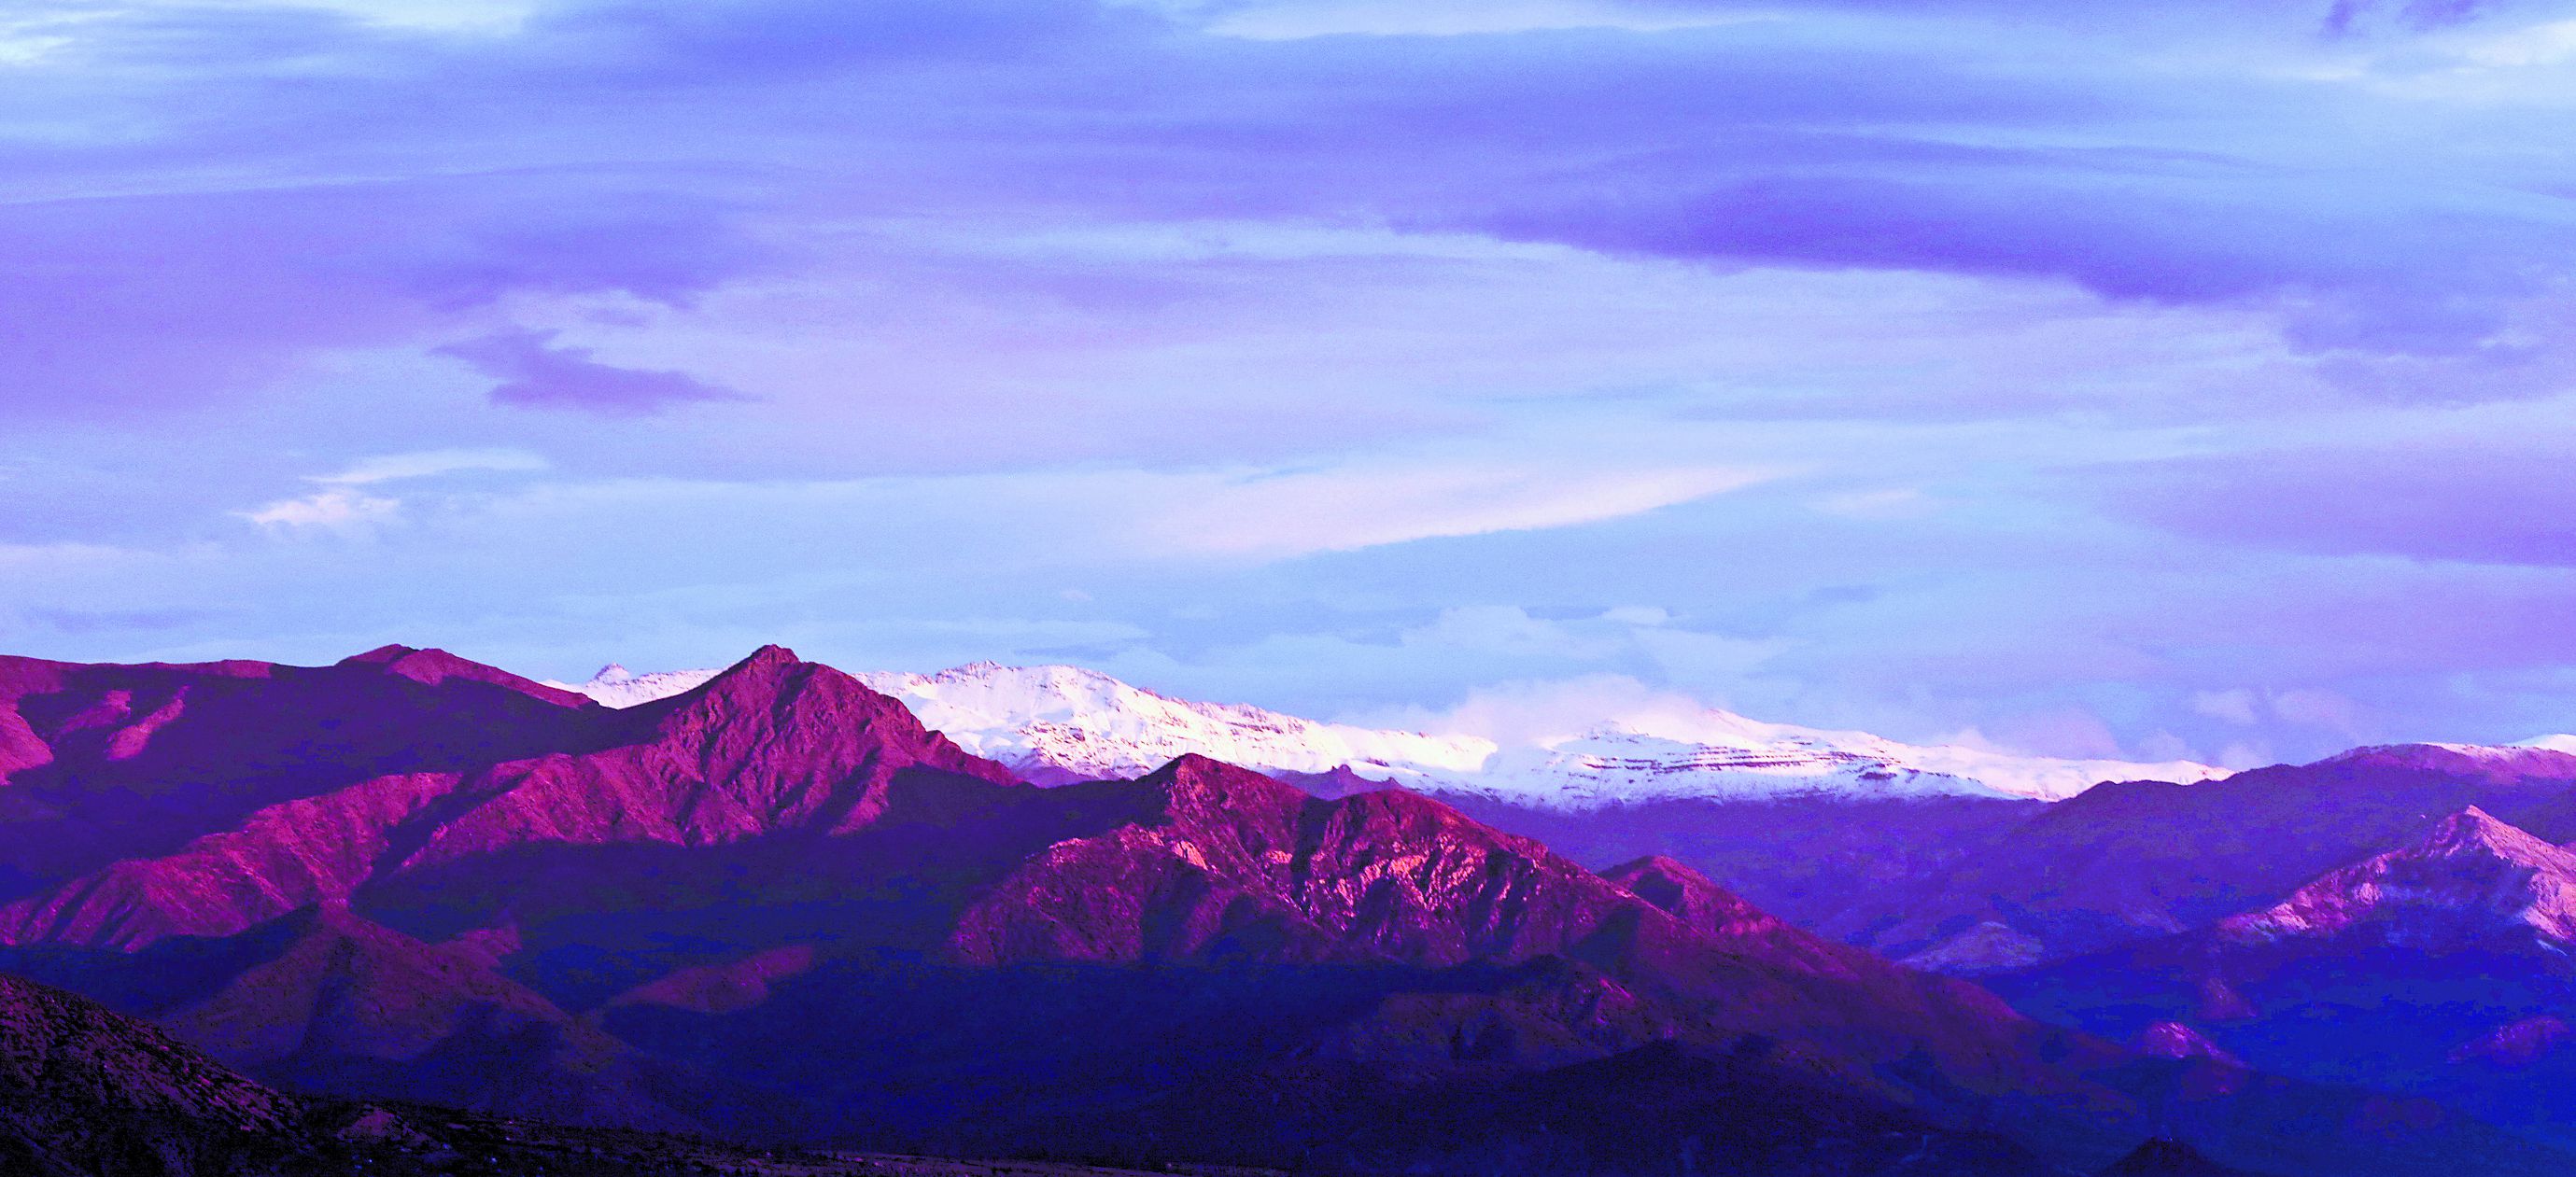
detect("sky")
[5,0,2576,767]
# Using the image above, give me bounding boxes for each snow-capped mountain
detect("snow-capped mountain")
[550,658,2225,804]
[850,662,1492,787]
[1451,710,2226,805]
[544,664,719,709]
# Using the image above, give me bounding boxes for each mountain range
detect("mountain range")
[2,644,2573,1175]
[556,660,2229,803]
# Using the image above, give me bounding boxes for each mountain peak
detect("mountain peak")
[2418,806,2557,860]
[2219,806,2576,947]
[335,644,592,708]
[641,644,827,718]
[2096,1138,2266,1176]
[337,642,420,666]
[1599,854,1781,939]
[731,643,802,673]
[1138,752,1313,823]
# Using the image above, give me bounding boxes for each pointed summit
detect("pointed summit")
[337,643,420,666]
[1143,752,1310,811]
[2096,1138,2267,1176]
[2219,807,2576,947]
[403,647,1020,859]
[1600,854,1781,939]
[2415,806,2560,860]
[658,643,801,701]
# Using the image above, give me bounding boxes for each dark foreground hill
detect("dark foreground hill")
[0,969,1208,1177]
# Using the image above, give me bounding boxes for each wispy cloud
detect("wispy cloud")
[238,447,546,532]
[319,448,548,484]
[437,329,747,416]
[1140,461,1776,556]
[240,486,400,531]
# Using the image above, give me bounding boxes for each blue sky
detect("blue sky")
[6,0,2576,765]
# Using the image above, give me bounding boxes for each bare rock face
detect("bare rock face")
[0,644,1025,1136]
[0,648,604,885]
[2217,807,2576,950]
[948,756,1656,967]
[940,755,2090,1114]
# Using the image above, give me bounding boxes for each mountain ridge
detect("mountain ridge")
[553,658,2228,804]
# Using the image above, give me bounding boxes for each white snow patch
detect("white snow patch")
[544,664,719,710]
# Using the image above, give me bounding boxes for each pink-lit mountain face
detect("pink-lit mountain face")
[0,644,1014,950]
[0,646,2563,1177]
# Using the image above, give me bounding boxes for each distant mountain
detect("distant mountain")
[854,662,1494,789]
[1837,742,2576,967]
[2215,806,2576,949]
[554,664,722,709]
[1987,806,2576,1150]
[556,659,2226,804]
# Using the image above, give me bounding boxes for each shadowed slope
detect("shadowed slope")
[0,972,302,1176]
